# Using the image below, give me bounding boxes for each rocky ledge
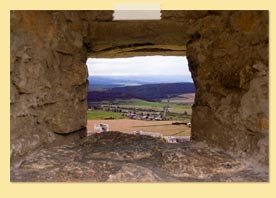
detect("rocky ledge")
[11,132,268,182]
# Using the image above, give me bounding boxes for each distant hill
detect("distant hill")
[87,82,195,102]
[88,75,193,91]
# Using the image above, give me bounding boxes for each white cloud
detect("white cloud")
[86,56,190,77]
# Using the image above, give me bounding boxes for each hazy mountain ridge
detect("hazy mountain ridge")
[88,82,195,102]
[88,75,193,91]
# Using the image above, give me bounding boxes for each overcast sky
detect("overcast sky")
[86,56,191,77]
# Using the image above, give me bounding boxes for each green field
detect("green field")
[88,98,192,121]
[87,110,126,120]
[166,112,191,121]
[107,99,192,114]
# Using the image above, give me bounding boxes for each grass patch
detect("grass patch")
[166,112,191,121]
[87,110,126,120]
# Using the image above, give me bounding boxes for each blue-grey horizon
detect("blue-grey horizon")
[86,56,192,79]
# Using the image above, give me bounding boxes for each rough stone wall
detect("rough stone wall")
[86,20,190,57]
[10,10,268,165]
[10,11,89,162]
[185,11,268,163]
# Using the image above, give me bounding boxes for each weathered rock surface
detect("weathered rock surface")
[186,11,268,165]
[10,11,268,171]
[10,11,89,162]
[11,132,268,182]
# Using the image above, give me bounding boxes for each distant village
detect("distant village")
[88,103,188,121]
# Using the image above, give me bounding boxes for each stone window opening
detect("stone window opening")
[85,56,194,143]
[10,11,268,182]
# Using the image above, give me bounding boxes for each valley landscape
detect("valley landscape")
[87,75,195,137]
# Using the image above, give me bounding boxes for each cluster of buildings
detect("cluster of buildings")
[127,112,164,121]
[89,104,167,121]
